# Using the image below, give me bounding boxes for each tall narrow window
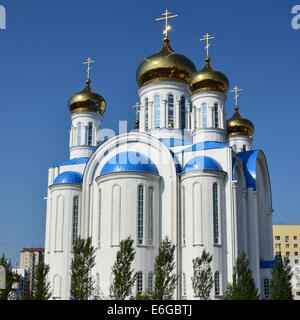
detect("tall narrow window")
[148,187,153,245]
[154,95,160,128]
[137,272,143,294]
[214,271,220,296]
[147,272,153,294]
[145,97,149,130]
[98,190,101,247]
[194,107,197,129]
[182,187,186,245]
[180,96,186,129]
[264,278,270,298]
[214,103,219,128]
[202,103,207,128]
[168,94,174,128]
[77,123,82,145]
[72,196,79,247]
[88,122,93,146]
[138,185,144,245]
[213,183,219,244]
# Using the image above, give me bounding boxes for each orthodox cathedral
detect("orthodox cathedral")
[44,12,274,300]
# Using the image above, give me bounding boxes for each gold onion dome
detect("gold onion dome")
[68,79,106,115]
[226,106,254,138]
[189,57,229,95]
[136,37,197,88]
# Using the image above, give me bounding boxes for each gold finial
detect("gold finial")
[83,57,96,82]
[231,86,243,109]
[200,33,215,59]
[155,9,178,39]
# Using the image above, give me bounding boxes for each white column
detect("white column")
[232,182,238,264]
[149,101,153,130]
[242,190,248,254]
[253,191,261,294]
[161,99,167,128]
[140,105,145,132]
[187,103,191,130]
[220,106,225,130]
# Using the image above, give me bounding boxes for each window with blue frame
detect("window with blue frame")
[145,97,149,130]
[154,95,160,128]
[181,96,186,129]
[202,103,207,128]
[168,94,174,128]
[214,103,219,128]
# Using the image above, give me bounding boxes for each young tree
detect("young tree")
[0,254,13,300]
[152,237,178,300]
[270,255,293,300]
[191,249,214,300]
[224,252,259,300]
[70,237,96,300]
[110,237,137,300]
[32,261,51,300]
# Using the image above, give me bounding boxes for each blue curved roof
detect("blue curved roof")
[159,138,192,148]
[179,141,227,153]
[183,156,223,173]
[238,150,259,191]
[100,152,159,175]
[53,171,83,185]
[56,157,89,167]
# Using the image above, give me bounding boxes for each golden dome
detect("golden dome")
[226,106,254,138]
[68,79,106,115]
[189,57,229,94]
[136,37,197,88]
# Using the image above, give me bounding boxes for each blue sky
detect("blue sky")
[0,0,299,265]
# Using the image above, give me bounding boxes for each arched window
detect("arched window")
[214,271,220,296]
[180,96,186,129]
[242,145,247,152]
[137,272,143,294]
[147,272,153,294]
[214,103,219,128]
[137,185,144,245]
[145,97,149,130]
[182,187,186,245]
[88,122,93,146]
[182,273,186,296]
[77,123,82,145]
[213,183,219,244]
[72,196,79,247]
[154,95,160,128]
[168,94,174,128]
[147,187,153,245]
[202,103,207,128]
[264,278,270,298]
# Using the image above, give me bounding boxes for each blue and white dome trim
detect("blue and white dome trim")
[56,157,90,167]
[100,151,159,175]
[178,141,227,154]
[53,171,83,185]
[183,156,223,173]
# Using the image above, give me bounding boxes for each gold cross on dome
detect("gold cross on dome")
[132,102,142,121]
[155,9,178,38]
[83,57,96,81]
[200,33,215,58]
[231,86,243,107]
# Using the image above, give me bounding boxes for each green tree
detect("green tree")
[110,237,137,300]
[32,261,51,300]
[224,252,259,300]
[152,237,178,300]
[0,254,13,300]
[70,237,96,300]
[270,255,293,300]
[191,249,214,300]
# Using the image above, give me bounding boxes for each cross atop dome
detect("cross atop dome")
[83,57,96,82]
[200,33,215,60]
[231,85,243,110]
[155,9,178,39]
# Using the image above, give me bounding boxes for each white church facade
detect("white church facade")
[44,19,274,300]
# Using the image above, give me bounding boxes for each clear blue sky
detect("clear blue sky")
[0,0,299,265]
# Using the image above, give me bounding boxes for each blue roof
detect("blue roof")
[183,156,223,173]
[53,171,83,185]
[169,150,182,174]
[159,138,192,148]
[238,150,259,191]
[56,157,89,167]
[179,141,227,153]
[100,152,159,175]
[260,257,277,269]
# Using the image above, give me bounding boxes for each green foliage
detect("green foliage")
[32,261,51,300]
[134,292,151,300]
[191,249,214,300]
[224,252,259,300]
[110,237,137,300]
[70,237,96,300]
[152,237,178,300]
[270,255,293,300]
[0,254,13,300]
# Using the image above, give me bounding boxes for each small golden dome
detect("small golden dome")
[226,106,254,138]
[136,37,197,88]
[189,57,229,94]
[68,79,106,115]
